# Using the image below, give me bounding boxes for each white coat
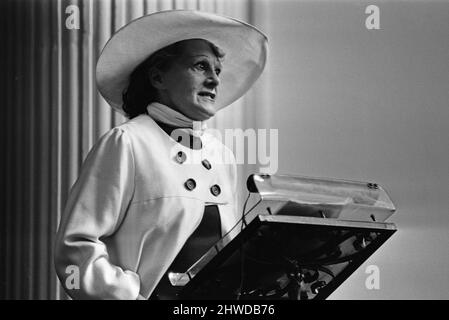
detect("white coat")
[54,114,239,299]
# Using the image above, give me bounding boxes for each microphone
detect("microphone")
[246,173,271,193]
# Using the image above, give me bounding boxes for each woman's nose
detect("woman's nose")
[205,71,220,88]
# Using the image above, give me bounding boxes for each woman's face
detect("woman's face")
[153,39,222,121]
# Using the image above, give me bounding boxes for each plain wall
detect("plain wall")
[262,0,449,299]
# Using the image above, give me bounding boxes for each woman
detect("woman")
[54,10,267,300]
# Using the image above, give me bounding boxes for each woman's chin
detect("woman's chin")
[192,106,216,120]
[192,114,213,121]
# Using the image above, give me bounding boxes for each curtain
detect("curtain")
[1,0,269,299]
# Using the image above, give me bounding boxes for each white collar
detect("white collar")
[146,102,207,136]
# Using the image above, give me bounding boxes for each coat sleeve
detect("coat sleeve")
[54,127,140,300]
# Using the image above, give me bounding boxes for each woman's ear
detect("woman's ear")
[148,67,165,90]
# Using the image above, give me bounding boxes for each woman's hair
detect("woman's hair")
[122,39,225,119]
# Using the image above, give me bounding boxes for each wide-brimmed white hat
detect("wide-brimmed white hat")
[96,10,268,114]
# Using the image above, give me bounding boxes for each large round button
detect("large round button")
[184,179,196,191]
[210,184,221,196]
[175,151,187,164]
[202,159,212,170]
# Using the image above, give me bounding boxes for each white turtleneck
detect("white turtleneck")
[146,102,208,137]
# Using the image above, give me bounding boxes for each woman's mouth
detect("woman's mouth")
[198,91,216,101]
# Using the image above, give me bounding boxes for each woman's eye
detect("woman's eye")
[195,62,207,70]
[194,62,220,76]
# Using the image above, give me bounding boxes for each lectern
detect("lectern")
[165,174,397,300]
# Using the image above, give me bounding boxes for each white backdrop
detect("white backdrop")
[261,0,449,299]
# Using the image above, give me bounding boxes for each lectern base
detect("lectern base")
[170,215,396,300]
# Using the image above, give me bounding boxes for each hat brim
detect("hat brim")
[96,10,268,115]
